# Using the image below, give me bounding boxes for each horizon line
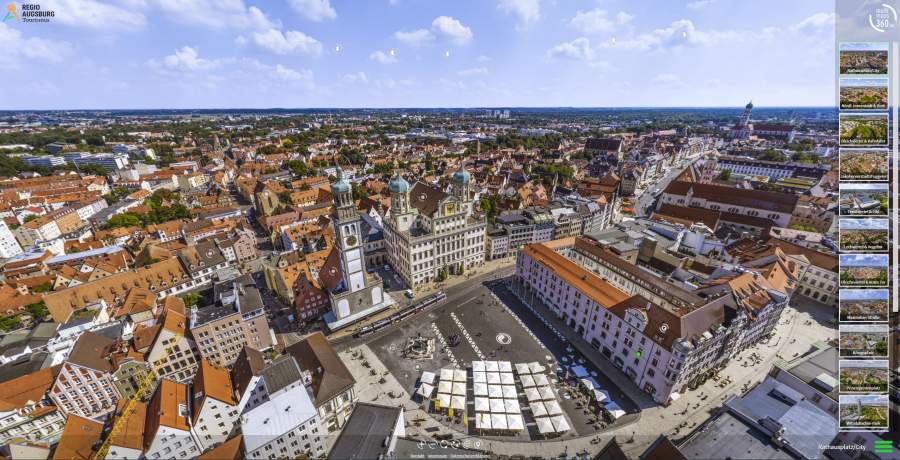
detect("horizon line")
[0,105,839,112]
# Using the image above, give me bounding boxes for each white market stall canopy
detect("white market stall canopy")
[502,385,517,399]
[421,371,436,385]
[520,374,536,388]
[473,382,488,397]
[417,383,435,398]
[551,415,571,433]
[535,417,554,434]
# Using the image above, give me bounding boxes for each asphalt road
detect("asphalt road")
[633,157,698,218]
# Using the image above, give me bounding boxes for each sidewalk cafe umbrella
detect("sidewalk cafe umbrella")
[436,393,451,409]
[529,401,548,417]
[551,415,571,433]
[499,361,513,373]
[520,374,536,388]
[474,397,490,412]
[485,361,500,372]
[525,388,541,402]
[452,382,466,396]
[488,385,503,399]
[472,361,486,372]
[417,383,435,398]
[503,398,520,414]
[473,382,488,397]
[490,398,505,414]
[473,371,487,383]
[440,368,454,382]
[533,374,550,386]
[490,413,508,430]
[515,363,530,375]
[538,386,555,401]
[438,381,452,394]
[487,372,501,385]
[475,412,491,429]
[450,395,466,410]
[545,400,563,416]
[500,373,515,385]
[420,371,436,385]
[453,369,467,382]
[507,413,525,431]
[535,417,554,434]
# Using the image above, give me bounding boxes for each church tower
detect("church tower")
[331,165,366,293]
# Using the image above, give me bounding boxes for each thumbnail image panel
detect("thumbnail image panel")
[839,360,888,393]
[839,324,889,358]
[838,217,888,252]
[839,114,889,146]
[838,254,888,288]
[839,42,889,75]
[839,183,888,216]
[839,394,889,430]
[838,148,889,181]
[839,289,889,322]
[840,77,888,110]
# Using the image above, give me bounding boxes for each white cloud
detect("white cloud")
[457,67,488,77]
[432,16,473,45]
[571,9,623,34]
[251,29,323,56]
[477,55,492,62]
[155,0,278,30]
[369,50,398,64]
[546,37,595,61]
[609,19,741,50]
[616,12,635,25]
[686,0,716,9]
[342,72,368,84]
[394,29,434,47]
[497,0,540,28]
[651,73,683,86]
[790,12,835,32]
[288,0,337,21]
[42,0,146,30]
[158,46,225,72]
[374,78,417,89]
[0,24,71,68]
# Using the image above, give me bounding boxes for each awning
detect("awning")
[515,363,530,375]
[473,382,488,397]
[420,371,436,385]
[503,399,520,414]
[570,365,588,378]
[520,374,536,388]
[507,413,525,431]
[535,417,554,434]
[452,382,466,396]
[530,401,547,417]
[489,398,505,413]
[539,386,555,401]
[551,415,571,433]
[502,385,517,399]
[490,413,508,430]
[545,400,563,416]
[417,383,435,398]
[450,395,466,410]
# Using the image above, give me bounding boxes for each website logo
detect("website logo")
[3,3,18,22]
[874,440,895,454]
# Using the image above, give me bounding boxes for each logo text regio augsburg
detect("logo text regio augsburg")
[4,3,54,23]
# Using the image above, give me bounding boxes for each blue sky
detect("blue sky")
[0,0,835,109]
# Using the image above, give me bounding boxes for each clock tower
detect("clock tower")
[324,165,392,330]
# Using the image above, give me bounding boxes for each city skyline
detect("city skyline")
[1,0,835,109]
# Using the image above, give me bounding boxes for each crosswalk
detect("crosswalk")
[431,322,459,367]
[450,312,485,360]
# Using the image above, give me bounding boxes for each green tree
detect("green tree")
[103,212,142,229]
[717,169,732,181]
[758,149,789,162]
[180,292,202,309]
[26,301,49,320]
[278,191,293,205]
[352,183,367,200]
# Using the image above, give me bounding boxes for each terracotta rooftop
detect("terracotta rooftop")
[108,401,147,451]
[522,243,630,309]
[52,415,103,460]
[0,365,61,411]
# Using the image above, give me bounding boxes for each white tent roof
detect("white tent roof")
[473,382,488,397]
[487,372,501,385]
[490,398,505,413]
[438,381,452,394]
[436,393,451,408]
[475,412,491,429]
[551,415,571,433]
[515,363,530,375]
[530,401,548,417]
[545,400,563,415]
[473,371,487,383]
[525,387,542,402]
[593,389,610,403]
[498,361,513,373]
[417,383,435,398]
[529,362,545,373]
[490,413,508,430]
[452,382,467,396]
[421,371,436,385]
[507,413,525,431]
[579,378,596,391]
[605,402,626,419]
[539,386,556,401]
[450,395,466,410]
[500,372,515,385]
[488,385,503,399]
[440,368,454,382]
[502,385,517,399]
[503,398,520,414]
[520,374,536,388]
[533,374,550,386]
[485,361,499,372]
[536,417,554,434]
[472,361,486,372]
[474,397,490,412]
[453,369,467,382]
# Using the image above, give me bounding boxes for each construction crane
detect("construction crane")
[93,332,183,460]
